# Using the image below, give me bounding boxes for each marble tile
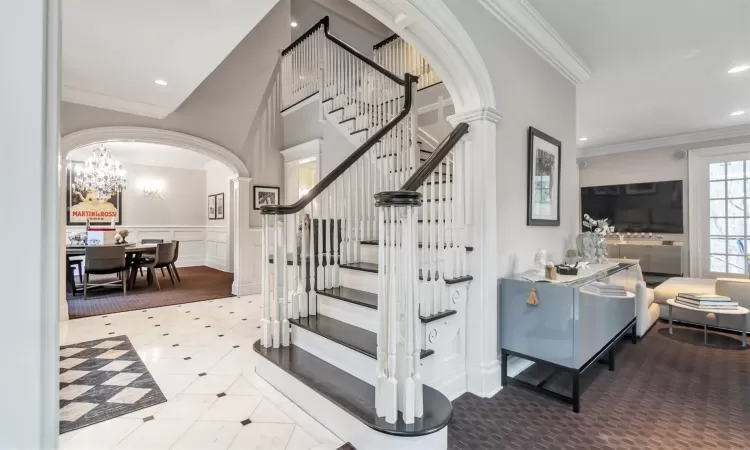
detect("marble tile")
[228,423,295,450]
[121,403,165,420]
[286,426,320,450]
[107,387,151,404]
[60,358,88,369]
[149,373,198,394]
[200,395,262,422]
[154,394,217,421]
[59,384,95,401]
[59,417,142,450]
[60,402,98,422]
[102,372,142,386]
[60,370,91,383]
[250,399,294,424]
[96,350,129,360]
[183,374,238,395]
[171,421,243,450]
[225,377,261,397]
[94,340,125,349]
[98,360,135,372]
[114,419,194,450]
[60,347,86,357]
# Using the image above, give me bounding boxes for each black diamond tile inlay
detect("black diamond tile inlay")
[217,392,226,398]
[172,344,179,347]
[198,373,207,377]
[218,334,224,337]
[233,345,240,349]
[143,416,154,422]
[242,319,247,321]
[184,357,192,361]
[162,334,169,336]
[108,332,115,335]
[241,418,252,426]
[154,325,160,327]
[105,323,111,326]
[148,317,153,319]
[205,325,211,328]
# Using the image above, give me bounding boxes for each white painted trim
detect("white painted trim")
[292,325,376,385]
[280,92,321,117]
[60,126,250,178]
[281,139,322,162]
[417,97,454,115]
[579,124,750,158]
[62,85,173,120]
[476,0,591,85]
[448,107,503,125]
[232,282,261,296]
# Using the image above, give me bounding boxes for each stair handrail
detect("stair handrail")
[261,73,418,217]
[398,122,469,191]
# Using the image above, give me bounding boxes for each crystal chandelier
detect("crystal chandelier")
[73,144,127,197]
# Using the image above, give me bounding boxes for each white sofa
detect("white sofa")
[652,277,750,332]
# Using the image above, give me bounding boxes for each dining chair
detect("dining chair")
[139,239,164,277]
[142,242,177,289]
[83,246,127,299]
[169,241,181,282]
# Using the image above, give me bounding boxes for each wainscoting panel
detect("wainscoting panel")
[65,225,226,270]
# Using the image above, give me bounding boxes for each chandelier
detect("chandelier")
[73,144,127,197]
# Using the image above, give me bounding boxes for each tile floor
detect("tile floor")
[59,294,344,450]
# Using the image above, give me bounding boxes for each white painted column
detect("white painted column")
[0,0,60,447]
[231,177,262,296]
[448,108,503,398]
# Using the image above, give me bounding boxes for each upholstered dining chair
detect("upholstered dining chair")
[139,239,164,277]
[169,241,181,282]
[83,246,127,299]
[142,242,177,289]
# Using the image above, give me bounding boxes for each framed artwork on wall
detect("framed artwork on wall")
[208,194,216,220]
[216,193,225,219]
[253,186,280,210]
[66,162,123,225]
[527,126,561,226]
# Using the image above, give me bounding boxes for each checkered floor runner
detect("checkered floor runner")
[59,335,166,434]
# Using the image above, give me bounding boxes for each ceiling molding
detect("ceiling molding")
[477,0,591,85]
[281,139,322,162]
[62,86,173,119]
[579,124,750,158]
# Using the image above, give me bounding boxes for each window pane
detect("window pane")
[710,255,727,272]
[728,218,745,235]
[710,238,727,254]
[728,237,746,255]
[728,199,745,217]
[728,255,745,274]
[710,218,727,235]
[710,181,726,199]
[728,180,745,198]
[727,161,744,179]
[710,162,726,180]
[710,200,726,217]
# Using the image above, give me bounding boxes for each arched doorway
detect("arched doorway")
[59,127,252,320]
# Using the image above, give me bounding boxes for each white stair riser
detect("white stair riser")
[340,267,378,292]
[317,294,378,333]
[291,325,376,385]
[360,245,378,264]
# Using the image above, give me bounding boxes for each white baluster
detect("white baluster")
[292,212,300,320]
[402,207,415,424]
[309,200,318,315]
[316,194,325,291]
[324,188,333,289]
[272,217,282,348]
[412,204,424,419]
[300,210,309,318]
[332,179,340,287]
[261,215,272,347]
[281,215,290,347]
[376,206,387,417]
[385,206,398,424]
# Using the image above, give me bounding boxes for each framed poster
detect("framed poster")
[208,194,217,220]
[216,193,225,219]
[67,162,122,225]
[253,186,280,210]
[527,127,561,226]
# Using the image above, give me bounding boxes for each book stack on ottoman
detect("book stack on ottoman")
[675,293,738,310]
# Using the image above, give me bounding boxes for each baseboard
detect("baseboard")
[174,256,207,268]
[430,371,466,401]
[204,258,230,273]
[232,282,260,296]
[466,359,503,398]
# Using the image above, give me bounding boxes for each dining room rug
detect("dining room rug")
[67,266,234,319]
[59,335,166,434]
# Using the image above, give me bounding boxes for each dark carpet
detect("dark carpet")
[67,266,233,319]
[449,322,750,450]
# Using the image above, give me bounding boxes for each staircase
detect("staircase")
[254,17,471,450]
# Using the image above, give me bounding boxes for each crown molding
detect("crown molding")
[477,0,591,85]
[579,124,750,158]
[62,85,173,119]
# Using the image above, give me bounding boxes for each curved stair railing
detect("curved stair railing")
[374,122,470,424]
[260,16,420,350]
[374,34,441,91]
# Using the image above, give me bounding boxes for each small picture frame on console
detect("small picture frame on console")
[527,126,561,226]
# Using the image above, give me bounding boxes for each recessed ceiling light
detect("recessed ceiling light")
[154,79,168,86]
[731,110,745,116]
[291,21,298,27]
[728,65,749,74]
[579,137,588,141]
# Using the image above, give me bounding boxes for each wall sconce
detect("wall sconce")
[139,179,164,200]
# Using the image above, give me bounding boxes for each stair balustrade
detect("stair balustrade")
[374,123,469,424]
[374,35,441,91]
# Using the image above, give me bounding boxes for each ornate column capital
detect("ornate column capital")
[231,176,253,185]
[447,107,503,126]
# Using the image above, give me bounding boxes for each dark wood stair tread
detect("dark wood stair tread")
[290,314,433,360]
[317,287,457,322]
[253,341,452,437]
[341,262,473,285]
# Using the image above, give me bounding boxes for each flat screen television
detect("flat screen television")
[580,180,684,233]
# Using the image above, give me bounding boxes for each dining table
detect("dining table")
[65,243,157,294]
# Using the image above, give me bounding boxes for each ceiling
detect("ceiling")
[528,0,750,151]
[67,142,217,171]
[62,0,279,119]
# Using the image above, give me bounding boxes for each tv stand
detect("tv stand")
[606,240,682,275]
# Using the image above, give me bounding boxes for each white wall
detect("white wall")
[320,117,356,177]
[205,160,234,271]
